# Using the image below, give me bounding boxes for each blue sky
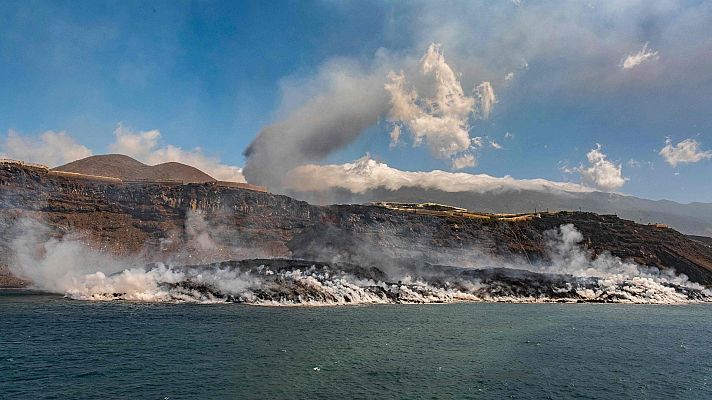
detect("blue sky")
[1,0,711,202]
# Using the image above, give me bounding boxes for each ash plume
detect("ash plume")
[242,57,391,189]
[243,44,497,190]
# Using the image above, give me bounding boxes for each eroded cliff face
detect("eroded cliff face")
[2,162,712,288]
[290,205,712,285]
[0,162,319,263]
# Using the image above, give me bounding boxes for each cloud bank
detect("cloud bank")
[284,155,592,195]
[659,138,712,167]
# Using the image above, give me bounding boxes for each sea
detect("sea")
[1,289,711,399]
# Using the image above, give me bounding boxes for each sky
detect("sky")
[1,0,711,203]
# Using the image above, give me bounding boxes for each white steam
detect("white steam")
[8,218,135,293]
[10,216,708,305]
[537,224,707,303]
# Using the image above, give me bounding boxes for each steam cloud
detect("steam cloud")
[9,211,708,305]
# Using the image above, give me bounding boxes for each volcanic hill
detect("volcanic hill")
[53,154,215,183]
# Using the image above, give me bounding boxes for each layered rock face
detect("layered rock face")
[2,161,712,288]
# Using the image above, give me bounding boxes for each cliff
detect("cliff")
[2,161,712,288]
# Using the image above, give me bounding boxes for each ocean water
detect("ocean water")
[1,290,711,399]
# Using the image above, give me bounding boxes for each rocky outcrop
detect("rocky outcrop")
[2,162,712,287]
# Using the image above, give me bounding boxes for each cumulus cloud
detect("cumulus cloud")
[451,154,476,169]
[0,130,92,167]
[622,43,659,70]
[385,44,476,165]
[659,138,712,167]
[575,144,627,191]
[284,155,592,195]
[109,125,245,182]
[384,43,494,169]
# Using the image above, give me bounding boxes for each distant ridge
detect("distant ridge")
[54,154,216,183]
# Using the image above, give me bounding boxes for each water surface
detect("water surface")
[1,290,710,399]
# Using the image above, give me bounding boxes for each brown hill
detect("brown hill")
[53,154,215,183]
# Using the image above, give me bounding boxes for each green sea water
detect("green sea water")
[1,290,711,399]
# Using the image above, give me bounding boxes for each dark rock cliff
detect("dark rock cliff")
[2,162,712,287]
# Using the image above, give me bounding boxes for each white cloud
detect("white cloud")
[576,144,627,191]
[284,155,593,195]
[1,130,92,167]
[475,81,497,119]
[109,125,245,182]
[659,138,712,167]
[627,159,642,168]
[490,140,503,150]
[622,43,659,70]
[451,154,476,169]
[388,125,401,148]
[384,43,491,169]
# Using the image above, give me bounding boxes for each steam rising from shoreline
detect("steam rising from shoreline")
[9,218,709,305]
